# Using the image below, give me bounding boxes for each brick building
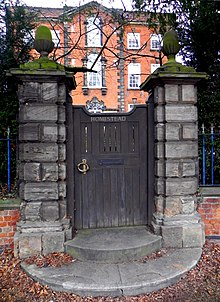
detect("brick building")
[30,1,164,112]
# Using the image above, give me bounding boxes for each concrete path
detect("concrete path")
[22,247,202,297]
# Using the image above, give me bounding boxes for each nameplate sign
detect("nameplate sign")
[99,159,124,166]
[91,116,126,122]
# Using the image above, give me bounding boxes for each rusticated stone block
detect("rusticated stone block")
[58,144,66,161]
[42,82,58,103]
[155,179,164,195]
[166,123,181,141]
[155,86,164,104]
[19,123,40,141]
[165,105,197,122]
[42,125,58,142]
[182,161,196,177]
[19,143,58,162]
[166,161,180,177]
[58,124,66,142]
[155,142,164,159]
[58,181,66,198]
[41,201,59,221]
[155,105,164,123]
[24,163,41,181]
[24,182,58,201]
[182,223,205,247]
[182,123,198,140]
[58,106,66,122]
[42,232,65,255]
[166,178,198,195]
[182,85,196,103]
[164,196,182,217]
[17,233,42,259]
[42,163,58,181]
[181,196,196,214]
[24,201,42,221]
[18,82,40,103]
[59,199,67,219]
[155,160,164,177]
[161,225,183,248]
[20,104,58,122]
[166,142,198,158]
[155,195,164,213]
[165,84,178,103]
[156,123,165,141]
[58,163,66,180]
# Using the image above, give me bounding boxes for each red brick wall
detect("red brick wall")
[0,209,20,248]
[198,197,220,236]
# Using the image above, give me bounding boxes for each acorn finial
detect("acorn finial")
[162,29,180,62]
[34,25,54,57]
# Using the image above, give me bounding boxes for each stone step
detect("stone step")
[64,226,162,263]
[21,247,202,297]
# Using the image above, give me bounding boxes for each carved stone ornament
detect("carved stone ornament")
[86,96,106,113]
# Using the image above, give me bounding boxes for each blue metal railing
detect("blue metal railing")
[199,124,220,186]
[0,127,11,193]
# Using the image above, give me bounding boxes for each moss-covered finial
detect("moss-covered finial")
[34,25,54,57]
[162,29,180,63]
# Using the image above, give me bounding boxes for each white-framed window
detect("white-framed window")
[51,30,60,47]
[86,16,102,47]
[87,54,102,88]
[151,63,160,73]
[128,63,141,89]
[127,33,140,49]
[150,34,162,50]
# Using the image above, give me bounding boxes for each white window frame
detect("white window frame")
[151,63,160,73]
[87,54,102,88]
[87,17,102,47]
[128,63,141,89]
[51,30,60,47]
[127,33,140,49]
[150,34,162,50]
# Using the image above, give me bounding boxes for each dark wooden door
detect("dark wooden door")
[73,105,148,229]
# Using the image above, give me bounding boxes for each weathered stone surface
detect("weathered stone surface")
[58,163,66,180]
[58,144,66,161]
[166,142,198,158]
[24,182,58,201]
[42,82,58,103]
[20,143,58,161]
[154,196,164,213]
[24,201,42,221]
[182,85,196,103]
[155,160,164,177]
[24,163,41,181]
[155,179,164,195]
[58,181,66,198]
[181,196,195,214]
[156,123,165,141]
[166,178,198,195]
[166,161,180,177]
[41,201,59,221]
[58,106,66,123]
[17,221,63,233]
[165,105,197,122]
[59,199,67,219]
[42,232,65,255]
[182,123,198,140]
[42,125,58,142]
[161,225,183,248]
[165,123,181,141]
[18,233,42,259]
[42,163,58,181]
[182,223,205,248]
[155,86,164,104]
[155,106,164,123]
[20,104,58,122]
[165,84,178,103]
[58,124,66,142]
[155,142,164,159]
[164,196,182,217]
[18,82,40,103]
[182,161,196,177]
[19,123,40,141]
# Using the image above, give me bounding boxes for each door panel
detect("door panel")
[73,105,148,229]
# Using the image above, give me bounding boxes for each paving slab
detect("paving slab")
[21,247,202,297]
[65,226,162,262]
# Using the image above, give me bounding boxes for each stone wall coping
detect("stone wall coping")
[0,199,21,209]
[199,186,220,197]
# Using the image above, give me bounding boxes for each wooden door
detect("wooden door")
[73,105,148,229]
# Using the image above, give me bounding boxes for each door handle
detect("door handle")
[77,159,90,175]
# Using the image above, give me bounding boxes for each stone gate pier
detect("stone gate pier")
[140,30,208,248]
